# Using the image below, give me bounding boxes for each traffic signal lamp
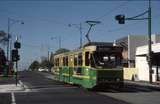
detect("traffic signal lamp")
[14,41,21,49]
[11,49,20,61]
[115,15,125,24]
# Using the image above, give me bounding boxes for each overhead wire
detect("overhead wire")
[93,0,130,21]
[82,0,130,35]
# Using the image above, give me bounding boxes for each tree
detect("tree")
[29,60,40,71]
[40,59,50,68]
[0,31,8,46]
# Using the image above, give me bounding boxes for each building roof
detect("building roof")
[136,43,160,55]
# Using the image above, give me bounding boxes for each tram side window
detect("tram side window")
[90,53,95,67]
[78,53,82,66]
[74,56,78,66]
[55,58,57,66]
[65,56,68,66]
[55,58,59,66]
[85,52,90,66]
[57,58,59,66]
[63,57,65,66]
[63,56,68,66]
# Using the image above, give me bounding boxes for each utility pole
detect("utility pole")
[47,44,50,62]
[59,36,61,49]
[68,23,83,48]
[80,23,82,48]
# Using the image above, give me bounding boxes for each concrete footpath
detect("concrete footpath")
[0,76,25,93]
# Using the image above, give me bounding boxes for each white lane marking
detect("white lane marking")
[19,80,24,88]
[11,92,16,104]
[19,80,29,89]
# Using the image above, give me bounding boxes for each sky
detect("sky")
[0,0,160,70]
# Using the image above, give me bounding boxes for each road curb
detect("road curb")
[125,81,160,90]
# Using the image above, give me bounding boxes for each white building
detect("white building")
[136,43,160,82]
[116,34,160,68]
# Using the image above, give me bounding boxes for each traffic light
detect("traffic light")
[115,15,125,24]
[11,49,20,61]
[14,41,21,49]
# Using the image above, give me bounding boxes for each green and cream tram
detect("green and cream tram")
[53,42,123,89]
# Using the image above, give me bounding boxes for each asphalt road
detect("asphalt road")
[0,93,11,104]
[97,84,160,104]
[1,71,160,104]
[16,71,129,104]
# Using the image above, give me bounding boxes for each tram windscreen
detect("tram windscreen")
[91,51,121,68]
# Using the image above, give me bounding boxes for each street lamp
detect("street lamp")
[7,18,24,60]
[51,36,61,49]
[115,0,152,83]
[68,23,83,48]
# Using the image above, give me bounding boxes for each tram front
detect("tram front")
[84,42,123,88]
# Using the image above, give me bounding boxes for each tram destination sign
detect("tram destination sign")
[97,46,122,52]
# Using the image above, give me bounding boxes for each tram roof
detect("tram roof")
[54,42,118,58]
[83,42,113,47]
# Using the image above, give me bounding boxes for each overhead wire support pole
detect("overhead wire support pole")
[59,36,61,49]
[80,23,82,48]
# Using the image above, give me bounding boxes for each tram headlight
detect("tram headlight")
[85,68,89,75]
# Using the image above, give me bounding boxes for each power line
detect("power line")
[37,18,68,27]
[22,43,42,49]
[94,1,130,21]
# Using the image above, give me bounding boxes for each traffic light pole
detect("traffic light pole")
[115,0,152,83]
[12,40,21,86]
[15,58,18,86]
[148,0,152,84]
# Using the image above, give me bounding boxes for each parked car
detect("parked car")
[38,68,49,72]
